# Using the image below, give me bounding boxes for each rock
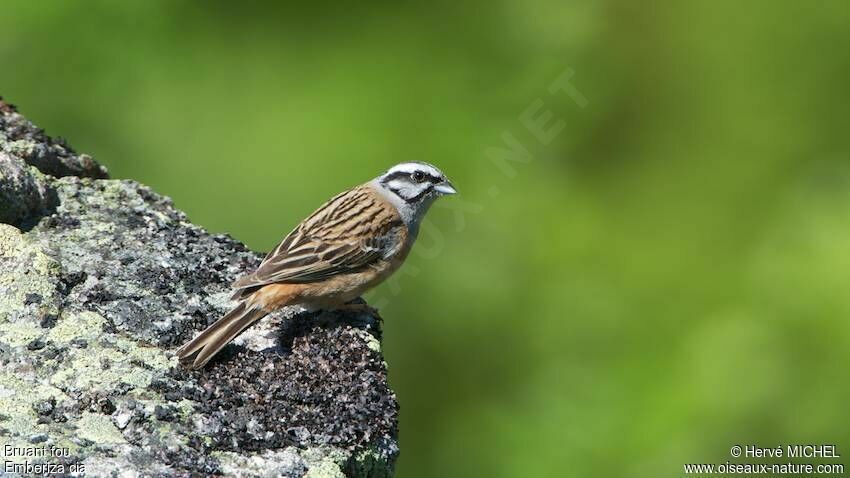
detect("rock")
[0,97,398,477]
[0,151,58,228]
[0,98,107,179]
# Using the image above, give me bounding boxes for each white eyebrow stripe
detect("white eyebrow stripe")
[385,162,442,178]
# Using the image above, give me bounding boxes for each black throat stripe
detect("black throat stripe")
[405,185,433,204]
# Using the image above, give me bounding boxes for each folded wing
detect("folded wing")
[232,185,404,290]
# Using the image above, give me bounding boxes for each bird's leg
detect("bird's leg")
[337,301,384,323]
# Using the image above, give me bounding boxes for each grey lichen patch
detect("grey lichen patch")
[0,100,398,477]
[215,448,308,477]
[305,461,348,478]
[47,311,105,343]
[301,447,351,478]
[0,370,66,437]
[356,328,383,353]
[299,445,396,478]
[200,446,368,478]
[0,224,61,322]
[82,455,176,478]
[2,137,41,158]
[0,320,42,347]
[43,312,172,394]
[50,340,168,391]
[75,412,126,445]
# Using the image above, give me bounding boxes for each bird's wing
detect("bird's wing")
[232,185,404,288]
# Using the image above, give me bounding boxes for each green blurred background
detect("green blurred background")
[4,2,850,476]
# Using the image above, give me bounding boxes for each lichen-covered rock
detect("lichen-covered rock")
[0,98,398,477]
[0,98,107,180]
[0,152,58,228]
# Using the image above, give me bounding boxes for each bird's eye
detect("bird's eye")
[411,171,426,183]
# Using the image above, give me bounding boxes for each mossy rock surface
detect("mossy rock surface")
[0,97,398,477]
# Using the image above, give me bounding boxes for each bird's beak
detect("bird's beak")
[434,180,457,195]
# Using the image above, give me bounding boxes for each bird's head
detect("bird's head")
[372,161,457,226]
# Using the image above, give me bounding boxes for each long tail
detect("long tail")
[176,302,269,370]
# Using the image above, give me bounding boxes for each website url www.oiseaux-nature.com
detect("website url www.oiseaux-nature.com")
[683,462,844,475]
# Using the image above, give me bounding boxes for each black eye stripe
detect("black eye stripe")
[381,170,441,184]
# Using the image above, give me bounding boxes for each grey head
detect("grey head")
[371,161,457,228]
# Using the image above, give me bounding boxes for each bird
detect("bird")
[176,161,457,369]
